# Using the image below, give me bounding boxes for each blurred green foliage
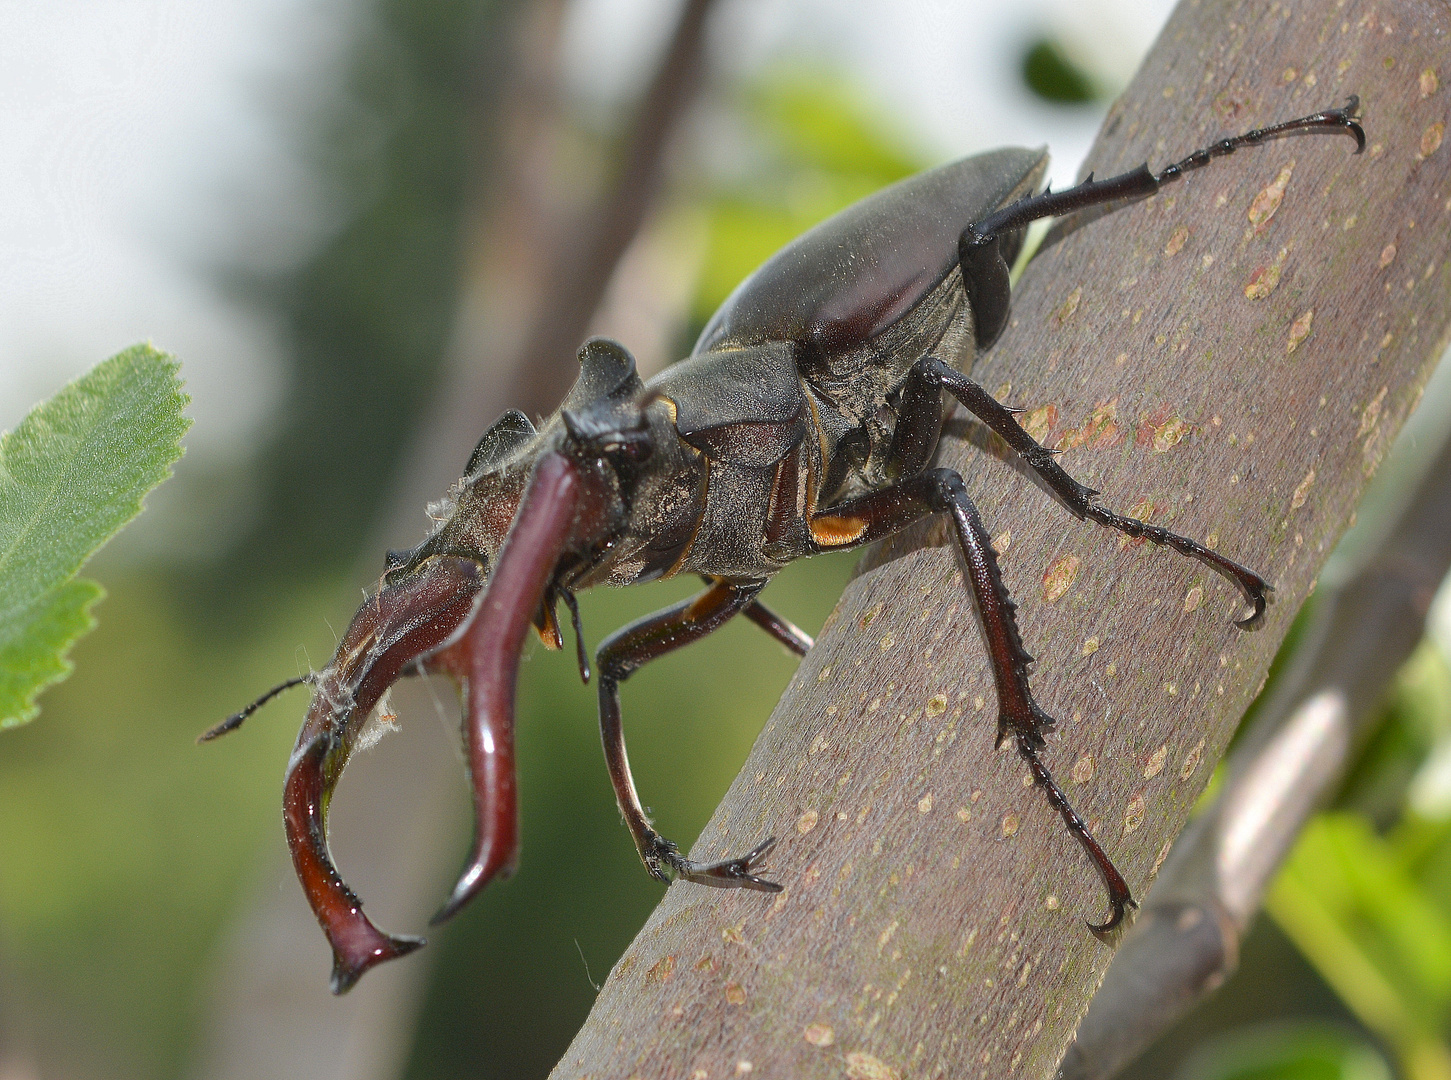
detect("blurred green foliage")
[1172,1023,1391,1080]
[0,346,188,728]
[1020,39,1100,106]
[0,573,344,1076]
[219,0,520,596]
[1267,644,1451,1080]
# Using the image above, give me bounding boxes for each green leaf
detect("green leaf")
[0,344,189,727]
[1020,39,1100,105]
[1174,1021,1391,1080]
[1268,814,1451,1080]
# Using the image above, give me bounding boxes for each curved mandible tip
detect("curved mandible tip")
[285,735,427,994]
[431,451,584,925]
[281,556,485,992]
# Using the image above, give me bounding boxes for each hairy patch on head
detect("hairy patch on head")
[426,495,457,524]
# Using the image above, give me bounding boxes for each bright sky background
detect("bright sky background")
[0,0,349,452]
[0,0,1175,455]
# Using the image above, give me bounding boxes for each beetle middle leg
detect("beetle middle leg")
[597,578,784,893]
[698,575,815,656]
[906,354,1269,628]
[812,470,1134,931]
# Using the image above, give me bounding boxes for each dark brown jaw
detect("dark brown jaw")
[282,554,483,993]
[429,452,584,925]
[281,451,583,993]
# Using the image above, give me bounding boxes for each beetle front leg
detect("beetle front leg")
[814,469,1135,932]
[917,354,1270,629]
[597,578,784,893]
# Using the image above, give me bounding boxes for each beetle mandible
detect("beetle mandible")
[207,97,1364,993]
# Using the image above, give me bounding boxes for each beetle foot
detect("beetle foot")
[1234,581,1273,631]
[1086,890,1137,937]
[646,834,784,893]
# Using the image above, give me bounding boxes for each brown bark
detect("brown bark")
[1061,374,1451,1080]
[552,1,1451,1077]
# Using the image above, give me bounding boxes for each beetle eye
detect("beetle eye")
[605,438,653,464]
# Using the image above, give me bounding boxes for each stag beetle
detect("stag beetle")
[207,98,1364,993]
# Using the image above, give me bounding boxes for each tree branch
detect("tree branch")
[503,0,720,419]
[551,0,1451,1076]
[1059,356,1451,1080]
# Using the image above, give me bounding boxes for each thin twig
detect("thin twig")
[506,0,721,418]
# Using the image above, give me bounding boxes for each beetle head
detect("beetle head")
[278,339,660,992]
[385,337,652,591]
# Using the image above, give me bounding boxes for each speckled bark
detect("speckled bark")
[552,2,1451,1077]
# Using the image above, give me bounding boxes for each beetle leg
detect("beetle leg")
[881,356,949,482]
[814,469,1134,932]
[741,601,814,656]
[959,98,1365,348]
[598,578,784,893]
[918,354,1270,629]
[698,574,813,656]
[559,586,592,683]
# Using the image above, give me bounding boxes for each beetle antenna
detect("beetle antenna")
[560,587,591,684]
[200,675,317,743]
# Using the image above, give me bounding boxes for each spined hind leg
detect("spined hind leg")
[813,469,1135,932]
[596,578,783,894]
[956,98,1364,349]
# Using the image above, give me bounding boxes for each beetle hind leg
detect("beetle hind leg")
[813,468,1136,929]
[642,833,783,894]
[1018,731,1136,934]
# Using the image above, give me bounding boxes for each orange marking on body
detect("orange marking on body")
[811,515,868,547]
[685,582,732,622]
[532,598,563,649]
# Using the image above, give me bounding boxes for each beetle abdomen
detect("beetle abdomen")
[693,147,1048,359]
